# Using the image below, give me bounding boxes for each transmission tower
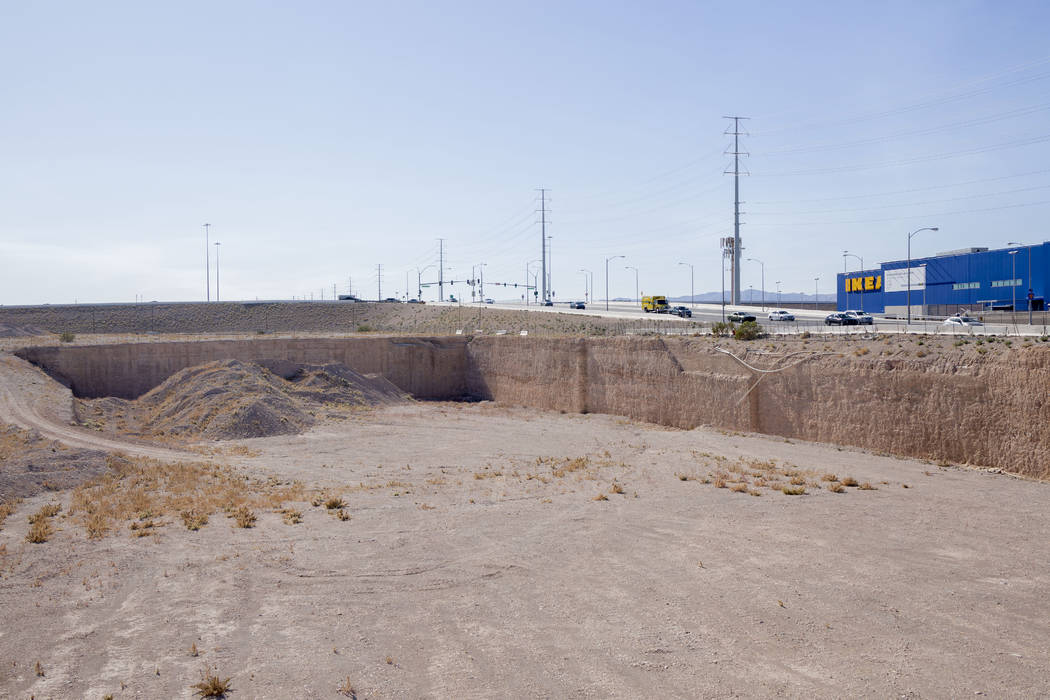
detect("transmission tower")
[377,263,383,301]
[723,116,749,304]
[437,238,445,301]
[537,188,549,301]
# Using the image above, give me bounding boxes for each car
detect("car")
[670,305,692,318]
[543,300,554,306]
[844,310,874,325]
[382,297,400,303]
[407,299,424,304]
[767,309,795,321]
[727,311,757,323]
[484,298,494,304]
[337,294,360,301]
[570,301,586,309]
[448,295,458,303]
[943,315,983,327]
[824,312,858,325]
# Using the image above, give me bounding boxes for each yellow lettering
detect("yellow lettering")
[864,276,874,291]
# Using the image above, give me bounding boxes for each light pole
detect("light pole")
[578,268,593,305]
[625,266,639,305]
[747,258,765,310]
[843,252,864,311]
[203,223,211,302]
[907,227,939,324]
[605,255,624,310]
[1009,241,1032,324]
[775,281,782,307]
[1010,250,1018,323]
[214,242,221,302]
[678,262,694,308]
[578,270,589,302]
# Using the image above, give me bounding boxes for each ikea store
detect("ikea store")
[836,242,1049,317]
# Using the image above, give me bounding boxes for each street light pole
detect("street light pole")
[907,227,939,324]
[1009,242,1033,325]
[579,268,593,305]
[677,262,694,308]
[625,266,639,305]
[214,242,221,302]
[747,258,765,310]
[605,255,624,310]
[844,252,864,312]
[1010,250,1018,325]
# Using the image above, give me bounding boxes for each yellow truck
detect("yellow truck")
[641,295,670,313]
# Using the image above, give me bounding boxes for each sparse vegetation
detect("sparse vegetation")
[781,485,806,495]
[828,482,846,493]
[192,672,232,698]
[858,482,877,490]
[338,676,357,698]
[733,320,763,341]
[841,476,859,487]
[59,331,76,343]
[324,496,346,510]
[282,508,303,524]
[182,510,209,531]
[232,505,256,528]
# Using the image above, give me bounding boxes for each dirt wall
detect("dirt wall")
[467,336,1050,478]
[16,337,470,400]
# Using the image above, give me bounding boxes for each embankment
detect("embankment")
[13,335,1050,478]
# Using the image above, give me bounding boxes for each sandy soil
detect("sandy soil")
[2,398,1049,698]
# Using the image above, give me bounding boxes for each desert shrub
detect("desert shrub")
[59,331,76,343]
[192,672,232,698]
[781,485,806,495]
[733,320,763,341]
[828,482,846,493]
[181,510,209,531]
[800,330,812,338]
[231,506,256,528]
[841,476,859,487]
[26,519,52,543]
[324,496,346,510]
[710,321,733,337]
[356,324,373,333]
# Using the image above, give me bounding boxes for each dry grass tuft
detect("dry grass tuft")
[781,485,806,495]
[192,672,232,698]
[85,511,109,539]
[841,476,859,487]
[593,493,609,501]
[338,676,357,698]
[820,473,839,482]
[730,483,749,493]
[858,482,877,490]
[33,502,61,520]
[34,660,44,677]
[281,508,303,524]
[789,475,806,486]
[336,509,351,521]
[610,482,625,495]
[827,482,846,493]
[181,510,209,531]
[231,506,256,529]
[26,519,52,543]
[324,496,347,510]
[190,642,199,657]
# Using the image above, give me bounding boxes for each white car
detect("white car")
[767,310,795,321]
[484,298,494,304]
[844,310,874,325]
[943,315,983,327]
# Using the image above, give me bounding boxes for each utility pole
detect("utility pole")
[377,264,383,301]
[203,223,211,301]
[723,116,749,304]
[437,238,445,301]
[537,188,549,302]
[214,241,221,301]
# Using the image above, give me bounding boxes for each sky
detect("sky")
[2,0,1050,304]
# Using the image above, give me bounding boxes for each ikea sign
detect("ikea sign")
[845,275,882,292]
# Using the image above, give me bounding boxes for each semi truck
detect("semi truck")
[641,295,670,313]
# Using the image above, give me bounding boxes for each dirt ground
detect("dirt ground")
[2,392,1049,698]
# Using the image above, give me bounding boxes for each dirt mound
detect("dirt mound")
[76,359,410,441]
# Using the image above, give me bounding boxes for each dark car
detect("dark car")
[570,301,586,309]
[382,297,400,303]
[543,300,554,306]
[671,305,692,318]
[728,311,756,323]
[337,294,359,301]
[407,299,425,304]
[824,312,857,325]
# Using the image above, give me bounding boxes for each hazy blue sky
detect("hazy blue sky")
[2,0,1049,304]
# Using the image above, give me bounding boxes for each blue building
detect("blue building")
[837,242,1048,316]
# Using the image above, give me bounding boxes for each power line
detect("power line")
[747,197,1050,227]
